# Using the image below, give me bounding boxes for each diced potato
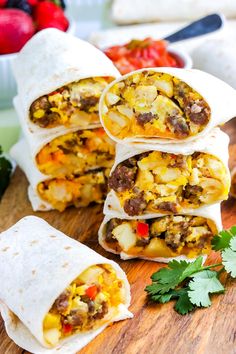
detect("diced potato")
[189,168,200,185]
[79,266,104,284]
[106,92,120,106]
[136,170,154,188]
[154,167,181,183]
[134,85,157,106]
[117,105,133,119]
[113,223,137,251]
[153,78,173,97]
[199,178,225,203]
[151,95,182,122]
[43,313,61,330]
[44,328,61,346]
[108,111,127,127]
[144,238,173,257]
[71,297,88,312]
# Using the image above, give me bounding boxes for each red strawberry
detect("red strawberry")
[34,1,68,32]
[0,0,7,7]
[27,0,39,6]
[0,9,35,54]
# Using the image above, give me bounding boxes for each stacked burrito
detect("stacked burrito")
[98,67,236,262]
[10,28,120,211]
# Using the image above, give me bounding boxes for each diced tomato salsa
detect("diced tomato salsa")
[104,38,183,75]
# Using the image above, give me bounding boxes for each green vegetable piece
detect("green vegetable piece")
[174,289,194,315]
[188,270,224,307]
[212,227,236,251]
[222,237,236,278]
[0,147,12,199]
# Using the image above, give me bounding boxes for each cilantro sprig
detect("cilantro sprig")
[145,227,236,315]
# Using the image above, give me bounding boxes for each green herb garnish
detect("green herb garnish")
[0,146,12,199]
[145,227,236,315]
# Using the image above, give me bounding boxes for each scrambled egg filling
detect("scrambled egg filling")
[36,128,115,177]
[38,171,107,212]
[105,216,217,258]
[30,77,113,128]
[102,71,210,140]
[43,264,125,346]
[109,151,230,216]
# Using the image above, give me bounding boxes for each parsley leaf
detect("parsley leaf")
[222,236,236,278]
[212,227,236,251]
[188,270,224,307]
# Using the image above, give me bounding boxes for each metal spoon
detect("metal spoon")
[163,13,224,43]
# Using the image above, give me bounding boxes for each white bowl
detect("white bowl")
[0,18,76,110]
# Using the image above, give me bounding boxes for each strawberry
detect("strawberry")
[0,0,7,7]
[0,9,35,54]
[33,1,68,32]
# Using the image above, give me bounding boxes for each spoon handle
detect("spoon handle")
[163,13,224,43]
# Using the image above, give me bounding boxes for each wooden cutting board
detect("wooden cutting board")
[0,121,236,354]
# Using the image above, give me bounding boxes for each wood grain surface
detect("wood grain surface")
[0,120,236,354]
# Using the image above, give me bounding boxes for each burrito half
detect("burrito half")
[10,139,110,212]
[12,28,120,136]
[100,67,236,144]
[99,204,221,262]
[0,216,132,354]
[105,128,230,216]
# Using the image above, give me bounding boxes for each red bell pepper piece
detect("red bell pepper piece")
[137,222,149,238]
[62,323,73,335]
[85,285,98,300]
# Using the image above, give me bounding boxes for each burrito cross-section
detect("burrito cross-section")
[99,204,221,262]
[0,216,132,354]
[36,128,115,177]
[30,77,113,129]
[100,68,236,144]
[108,148,230,216]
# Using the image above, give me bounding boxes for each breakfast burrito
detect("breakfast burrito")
[111,0,236,24]
[0,216,132,354]
[99,204,221,262]
[10,139,110,212]
[100,67,236,144]
[14,102,115,177]
[105,128,230,217]
[12,28,120,136]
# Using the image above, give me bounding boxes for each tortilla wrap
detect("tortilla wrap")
[10,139,111,212]
[104,128,230,217]
[192,38,236,89]
[0,216,132,354]
[99,67,236,144]
[111,0,236,24]
[99,203,222,263]
[12,28,120,136]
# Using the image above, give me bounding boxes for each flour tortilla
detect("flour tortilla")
[12,28,120,136]
[104,128,230,217]
[192,38,236,89]
[0,216,132,354]
[111,0,236,24]
[99,203,222,263]
[99,67,236,144]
